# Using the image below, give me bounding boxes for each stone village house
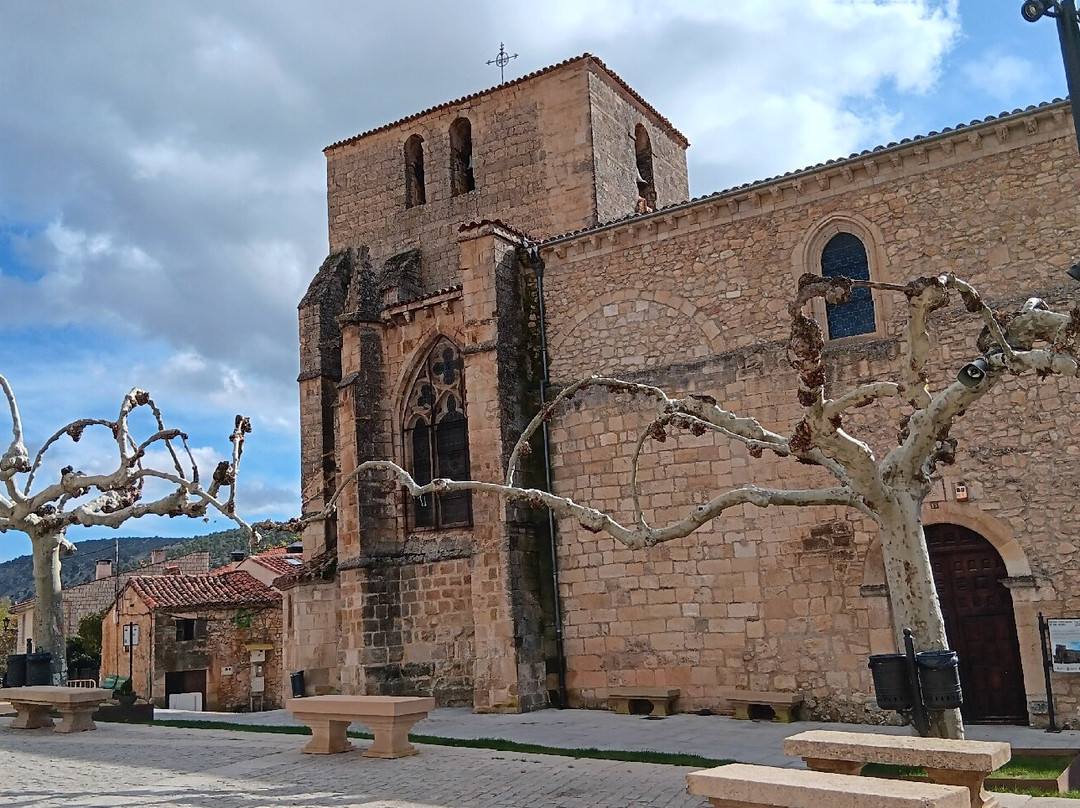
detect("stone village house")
[101,570,283,710]
[10,549,211,667]
[284,53,1080,726]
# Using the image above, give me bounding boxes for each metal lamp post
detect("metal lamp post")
[1022,0,1080,160]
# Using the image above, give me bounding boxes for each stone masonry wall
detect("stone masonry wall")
[588,71,689,223]
[537,104,1080,724]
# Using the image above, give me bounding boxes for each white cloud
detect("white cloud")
[960,52,1034,102]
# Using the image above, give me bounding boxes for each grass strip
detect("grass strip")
[149,718,731,768]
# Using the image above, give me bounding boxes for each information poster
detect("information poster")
[1048,619,1080,672]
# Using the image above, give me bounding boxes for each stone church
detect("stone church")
[280,53,1080,726]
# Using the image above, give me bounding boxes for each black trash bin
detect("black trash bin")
[868,653,914,710]
[917,649,963,710]
[25,652,52,686]
[290,670,306,698]
[6,654,27,687]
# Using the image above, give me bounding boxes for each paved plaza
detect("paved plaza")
[5,706,1080,807]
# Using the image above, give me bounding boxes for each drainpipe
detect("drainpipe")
[522,244,568,709]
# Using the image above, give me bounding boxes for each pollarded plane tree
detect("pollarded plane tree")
[0,375,254,684]
[309,272,1080,740]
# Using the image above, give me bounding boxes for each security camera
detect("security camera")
[1021,0,1055,21]
[957,357,990,388]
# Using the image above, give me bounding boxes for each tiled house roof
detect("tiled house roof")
[247,547,305,577]
[273,547,337,591]
[128,571,281,610]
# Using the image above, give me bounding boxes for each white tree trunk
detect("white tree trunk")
[30,530,67,685]
[876,489,963,739]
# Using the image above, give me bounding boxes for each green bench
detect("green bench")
[100,675,130,694]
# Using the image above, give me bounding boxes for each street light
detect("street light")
[1022,0,1080,161]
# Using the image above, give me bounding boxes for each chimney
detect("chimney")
[151,549,167,565]
[230,551,245,562]
[165,565,181,575]
[95,559,113,580]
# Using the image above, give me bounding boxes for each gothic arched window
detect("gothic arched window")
[404,337,471,528]
[405,134,426,208]
[449,117,475,196]
[821,232,875,338]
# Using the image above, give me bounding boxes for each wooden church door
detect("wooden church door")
[925,524,1027,724]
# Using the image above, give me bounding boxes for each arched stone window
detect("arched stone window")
[404,134,426,208]
[821,232,875,338]
[634,123,656,212]
[403,337,471,528]
[449,117,475,196]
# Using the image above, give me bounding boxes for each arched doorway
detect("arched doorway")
[925,524,1027,724]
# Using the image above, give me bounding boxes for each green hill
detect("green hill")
[0,528,298,603]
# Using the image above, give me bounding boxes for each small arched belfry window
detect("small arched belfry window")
[821,232,875,338]
[404,337,471,529]
[404,134,426,208]
[634,123,656,212]
[449,117,475,196]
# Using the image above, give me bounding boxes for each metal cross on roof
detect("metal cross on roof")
[486,42,518,83]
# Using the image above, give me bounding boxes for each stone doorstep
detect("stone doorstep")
[687,763,970,808]
[783,730,1012,771]
[286,695,436,718]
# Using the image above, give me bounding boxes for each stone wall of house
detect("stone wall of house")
[281,578,340,697]
[101,592,152,697]
[150,605,283,711]
[536,102,1080,725]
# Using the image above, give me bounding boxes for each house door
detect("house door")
[165,669,207,708]
[925,524,1027,724]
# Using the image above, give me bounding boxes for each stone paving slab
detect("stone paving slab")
[1,719,707,808]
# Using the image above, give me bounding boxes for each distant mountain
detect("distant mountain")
[0,528,298,603]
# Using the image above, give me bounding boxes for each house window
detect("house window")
[175,618,195,641]
[403,337,472,529]
[634,123,656,212]
[405,134,426,208]
[821,232,875,338]
[449,117,475,196]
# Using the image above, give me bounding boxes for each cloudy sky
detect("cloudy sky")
[0,1,1068,561]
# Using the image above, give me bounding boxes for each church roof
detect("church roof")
[325,53,688,153]
[538,97,1073,246]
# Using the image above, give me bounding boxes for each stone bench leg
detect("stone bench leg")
[925,767,998,808]
[299,716,353,754]
[731,703,750,720]
[611,698,630,715]
[772,704,798,722]
[362,714,426,759]
[803,758,865,776]
[55,705,98,734]
[650,698,674,717]
[9,702,54,730]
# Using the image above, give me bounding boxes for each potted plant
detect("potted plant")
[114,678,137,706]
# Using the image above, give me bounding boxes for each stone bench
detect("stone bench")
[726,690,803,722]
[286,695,435,758]
[0,685,110,733]
[606,686,680,717]
[782,730,1012,808]
[687,762,970,808]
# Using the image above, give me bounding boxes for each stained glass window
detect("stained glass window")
[821,232,875,338]
[403,338,472,529]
